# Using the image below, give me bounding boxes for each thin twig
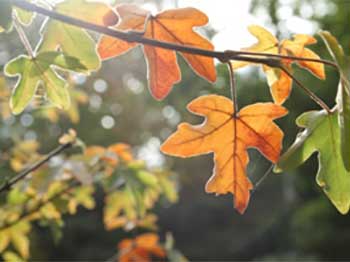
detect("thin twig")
[224,50,339,69]
[280,66,332,113]
[0,143,72,194]
[12,0,338,68]
[251,164,274,194]
[0,180,79,231]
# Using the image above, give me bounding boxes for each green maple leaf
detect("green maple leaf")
[5,51,86,114]
[0,222,30,259]
[275,110,350,214]
[319,31,350,170]
[14,7,36,26]
[38,0,118,72]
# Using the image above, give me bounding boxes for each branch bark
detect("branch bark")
[0,143,72,194]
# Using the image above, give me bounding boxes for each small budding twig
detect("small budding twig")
[0,143,72,194]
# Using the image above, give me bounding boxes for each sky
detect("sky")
[45,0,336,52]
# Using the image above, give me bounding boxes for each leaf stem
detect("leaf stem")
[12,0,338,69]
[228,62,238,115]
[0,143,72,194]
[12,14,35,58]
[279,66,332,113]
[251,164,274,194]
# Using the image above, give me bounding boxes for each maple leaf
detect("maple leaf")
[85,143,134,168]
[0,222,31,259]
[276,110,350,214]
[37,86,89,124]
[98,4,216,100]
[118,233,166,262]
[14,7,36,27]
[161,95,287,213]
[38,0,118,72]
[232,25,325,105]
[319,31,350,170]
[4,51,86,114]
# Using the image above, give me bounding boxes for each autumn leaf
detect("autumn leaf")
[161,95,287,213]
[4,51,86,114]
[232,25,325,104]
[0,222,31,259]
[98,4,216,100]
[319,31,350,170]
[118,233,166,262]
[275,110,350,214]
[10,140,41,172]
[2,252,25,262]
[38,0,118,72]
[85,143,134,168]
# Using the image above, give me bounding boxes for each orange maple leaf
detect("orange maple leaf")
[232,25,325,105]
[85,143,133,167]
[161,95,287,213]
[98,4,216,100]
[118,233,166,262]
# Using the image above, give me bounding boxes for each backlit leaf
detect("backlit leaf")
[3,252,25,262]
[319,31,350,170]
[161,95,287,213]
[38,0,118,72]
[5,51,86,114]
[276,110,350,214]
[232,25,325,104]
[98,4,216,100]
[118,233,166,262]
[14,7,36,26]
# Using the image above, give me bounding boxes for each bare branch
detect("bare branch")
[0,143,72,194]
[12,0,338,68]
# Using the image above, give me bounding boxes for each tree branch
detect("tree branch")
[12,0,338,68]
[0,142,72,194]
